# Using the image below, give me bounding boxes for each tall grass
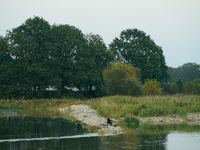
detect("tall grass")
[86,94,200,118]
[1,94,200,118]
[0,98,82,118]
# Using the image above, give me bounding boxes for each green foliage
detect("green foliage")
[176,79,184,93]
[162,83,174,95]
[86,95,200,118]
[138,108,167,117]
[6,16,53,98]
[1,16,199,99]
[168,63,200,83]
[183,82,193,94]
[50,24,87,96]
[163,78,200,95]
[103,61,144,96]
[0,36,17,99]
[109,28,169,83]
[124,116,139,128]
[142,79,161,95]
[192,78,200,94]
[77,33,114,95]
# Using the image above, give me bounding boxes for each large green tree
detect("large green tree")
[109,29,169,83]
[78,33,114,96]
[50,24,87,95]
[0,36,17,98]
[6,16,53,98]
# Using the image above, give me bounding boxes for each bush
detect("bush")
[124,116,140,128]
[192,78,200,95]
[103,61,144,96]
[183,82,193,94]
[142,79,161,95]
[176,79,184,93]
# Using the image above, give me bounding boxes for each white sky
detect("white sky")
[1,0,200,68]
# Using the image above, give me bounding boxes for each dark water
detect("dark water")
[0,117,200,150]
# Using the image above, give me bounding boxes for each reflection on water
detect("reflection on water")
[0,117,200,150]
[0,117,86,139]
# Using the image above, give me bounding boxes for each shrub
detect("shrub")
[124,116,140,128]
[192,78,200,95]
[142,79,161,95]
[103,61,144,96]
[183,82,193,94]
[176,79,184,93]
[162,83,173,94]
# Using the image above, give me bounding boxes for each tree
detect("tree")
[6,16,53,98]
[109,28,169,83]
[0,36,17,98]
[192,78,200,95]
[103,61,144,96]
[50,24,87,96]
[168,63,200,83]
[78,33,114,96]
[142,78,161,95]
[176,79,184,93]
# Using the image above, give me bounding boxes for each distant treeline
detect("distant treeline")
[0,16,199,99]
[164,63,200,95]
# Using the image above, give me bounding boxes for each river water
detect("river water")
[0,114,200,149]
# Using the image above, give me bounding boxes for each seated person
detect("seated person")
[107,117,112,126]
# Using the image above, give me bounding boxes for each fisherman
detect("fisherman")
[107,117,112,126]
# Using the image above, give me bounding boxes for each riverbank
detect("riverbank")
[1,95,200,133]
[59,104,123,134]
[59,104,200,134]
[137,113,200,125]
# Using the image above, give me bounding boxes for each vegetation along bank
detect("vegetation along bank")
[1,95,200,134]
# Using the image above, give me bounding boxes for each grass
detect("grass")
[0,94,200,134]
[1,94,200,118]
[85,94,200,118]
[0,98,83,118]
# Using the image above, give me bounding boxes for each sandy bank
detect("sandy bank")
[59,104,123,134]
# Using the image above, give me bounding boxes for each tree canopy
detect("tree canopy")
[50,24,87,96]
[168,63,200,83]
[109,28,169,83]
[6,17,53,98]
[1,16,114,99]
[0,36,16,98]
[103,61,144,96]
[78,33,114,96]
[2,16,199,99]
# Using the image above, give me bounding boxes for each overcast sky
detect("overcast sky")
[1,0,199,68]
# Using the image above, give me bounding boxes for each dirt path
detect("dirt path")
[60,104,123,134]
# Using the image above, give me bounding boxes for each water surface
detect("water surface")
[0,116,200,150]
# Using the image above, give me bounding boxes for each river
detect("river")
[0,111,200,150]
